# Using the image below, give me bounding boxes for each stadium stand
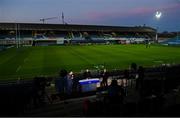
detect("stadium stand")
[160,36,180,46]
[0,23,156,46]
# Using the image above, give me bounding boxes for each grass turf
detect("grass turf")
[0,44,180,81]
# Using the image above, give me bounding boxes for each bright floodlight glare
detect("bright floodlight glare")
[155,11,162,19]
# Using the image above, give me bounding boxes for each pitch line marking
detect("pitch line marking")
[16,66,22,72]
[24,58,28,62]
[153,60,163,63]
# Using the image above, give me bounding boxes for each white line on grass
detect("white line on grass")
[16,66,21,72]
[24,58,28,62]
[16,57,28,73]
[153,60,163,63]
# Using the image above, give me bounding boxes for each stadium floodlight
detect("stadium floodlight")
[155,11,162,19]
[155,11,162,43]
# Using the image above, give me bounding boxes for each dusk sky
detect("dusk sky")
[0,0,180,32]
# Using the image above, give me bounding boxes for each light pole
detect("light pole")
[155,11,162,43]
[18,23,20,47]
[155,27,158,43]
[15,23,18,48]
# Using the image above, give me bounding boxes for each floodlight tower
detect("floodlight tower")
[62,12,65,24]
[155,11,162,43]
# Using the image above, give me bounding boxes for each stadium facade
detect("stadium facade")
[0,22,156,46]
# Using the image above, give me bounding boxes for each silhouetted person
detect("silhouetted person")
[83,99,91,116]
[145,39,148,48]
[101,69,109,88]
[130,63,138,88]
[136,66,145,96]
[145,39,151,48]
[72,73,80,93]
[83,69,91,79]
[131,62,137,73]
[107,80,124,104]
[55,69,68,100]
[148,41,151,48]
[123,69,130,95]
[124,69,130,79]
[32,77,46,108]
[67,71,73,96]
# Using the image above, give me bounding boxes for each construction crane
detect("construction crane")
[40,17,58,23]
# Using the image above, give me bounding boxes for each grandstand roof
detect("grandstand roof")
[0,22,156,33]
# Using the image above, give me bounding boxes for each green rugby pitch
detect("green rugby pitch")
[0,44,180,81]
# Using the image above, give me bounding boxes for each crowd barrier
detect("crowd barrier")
[0,64,180,116]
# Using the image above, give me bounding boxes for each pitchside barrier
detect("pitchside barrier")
[0,64,180,116]
[1,63,180,93]
[1,64,180,86]
[7,64,180,97]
